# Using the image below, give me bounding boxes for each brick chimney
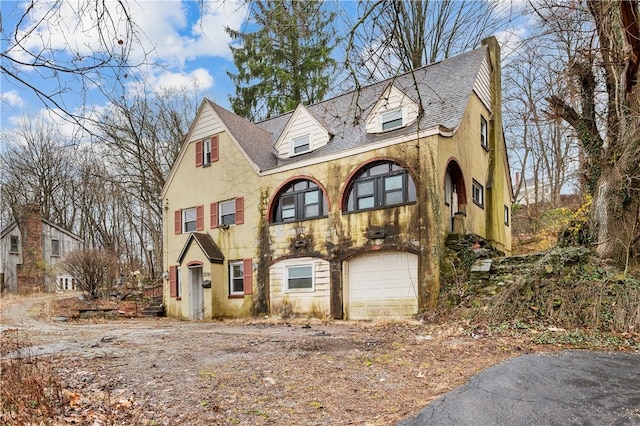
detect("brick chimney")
[16,204,45,293]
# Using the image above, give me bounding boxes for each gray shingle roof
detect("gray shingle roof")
[212,45,487,172]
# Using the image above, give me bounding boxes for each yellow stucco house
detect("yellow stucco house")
[161,37,512,320]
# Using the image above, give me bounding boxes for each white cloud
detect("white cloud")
[149,68,215,94]
[1,91,25,107]
[126,0,247,68]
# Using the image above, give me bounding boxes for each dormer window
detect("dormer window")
[381,108,403,131]
[292,135,310,155]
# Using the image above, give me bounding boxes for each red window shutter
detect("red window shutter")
[235,197,244,225]
[243,258,252,295]
[169,266,177,297]
[211,135,219,162]
[174,210,182,234]
[210,202,218,228]
[196,205,204,231]
[195,140,203,167]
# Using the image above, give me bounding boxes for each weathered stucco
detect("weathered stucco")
[162,38,512,320]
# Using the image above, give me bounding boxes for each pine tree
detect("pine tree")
[226,1,336,121]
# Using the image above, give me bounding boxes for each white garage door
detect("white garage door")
[346,251,419,320]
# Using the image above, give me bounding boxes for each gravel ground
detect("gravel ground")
[1,293,546,425]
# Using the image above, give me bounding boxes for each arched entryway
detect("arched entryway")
[444,160,466,232]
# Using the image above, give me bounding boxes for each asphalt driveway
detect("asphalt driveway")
[399,351,640,425]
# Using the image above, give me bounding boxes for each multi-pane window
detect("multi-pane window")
[9,235,19,253]
[286,265,313,291]
[381,108,403,130]
[51,239,60,257]
[176,267,182,298]
[272,180,327,223]
[203,139,211,165]
[219,200,236,226]
[345,162,416,212]
[229,261,244,295]
[480,116,488,150]
[472,180,484,208]
[183,208,197,233]
[292,135,310,155]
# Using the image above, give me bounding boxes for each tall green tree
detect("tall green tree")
[226,1,336,121]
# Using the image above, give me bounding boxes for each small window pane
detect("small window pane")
[293,181,308,191]
[384,174,403,190]
[281,195,295,220]
[304,190,318,204]
[220,200,236,225]
[304,205,319,217]
[357,180,374,196]
[385,190,403,205]
[369,163,389,176]
[357,196,375,210]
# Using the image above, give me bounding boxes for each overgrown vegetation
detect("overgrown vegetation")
[439,198,640,348]
[0,331,66,424]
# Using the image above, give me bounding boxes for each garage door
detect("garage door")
[346,251,418,320]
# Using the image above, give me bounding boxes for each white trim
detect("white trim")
[229,261,244,295]
[261,125,449,176]
[285,263,315,292]
[182,207,197,233]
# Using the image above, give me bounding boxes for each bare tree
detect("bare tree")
[0,117,78,229]
[1,0,147,126]
[95,87,197,273]
[538,0,640,268]
[63,248,118,300]
[344,0,513,84]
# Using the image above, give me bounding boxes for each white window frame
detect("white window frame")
[504,205,510,226]
[472,180,484,208]
[229,261,244,295]
[292,134,310,155]
[219,199,236,226]
[381,108,403,131]
[480,116,488,150]
[203,138,211,166]
[285,263,314,292]
[182,207,197,233]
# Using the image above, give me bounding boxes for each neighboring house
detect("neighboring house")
[161,37,512,321]
[515,175,554,206]
[0,205,83,293]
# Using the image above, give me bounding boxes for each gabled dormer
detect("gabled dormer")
[274,104,331,158]
[365,85,419,134]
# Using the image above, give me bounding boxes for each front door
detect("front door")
[189,266,204,320]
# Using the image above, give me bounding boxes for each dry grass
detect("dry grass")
[0,332,67,425]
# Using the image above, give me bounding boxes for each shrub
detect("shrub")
[62,249,118,300]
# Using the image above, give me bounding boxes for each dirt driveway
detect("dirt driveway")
[1,293,544,425]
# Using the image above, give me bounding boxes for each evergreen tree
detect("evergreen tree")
[226,1,336,121]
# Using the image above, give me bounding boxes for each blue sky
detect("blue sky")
[1,0,252,134]
[1,0,528,139]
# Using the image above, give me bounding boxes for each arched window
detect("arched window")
[271,179,328,223]
[344,161,416,212]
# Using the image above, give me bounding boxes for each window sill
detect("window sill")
[270,215,328,226]
[228,294,244,299]
[481,144,489,152]
[343,201,417,215]
[285,289,315,293]
[473,201,484,209]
